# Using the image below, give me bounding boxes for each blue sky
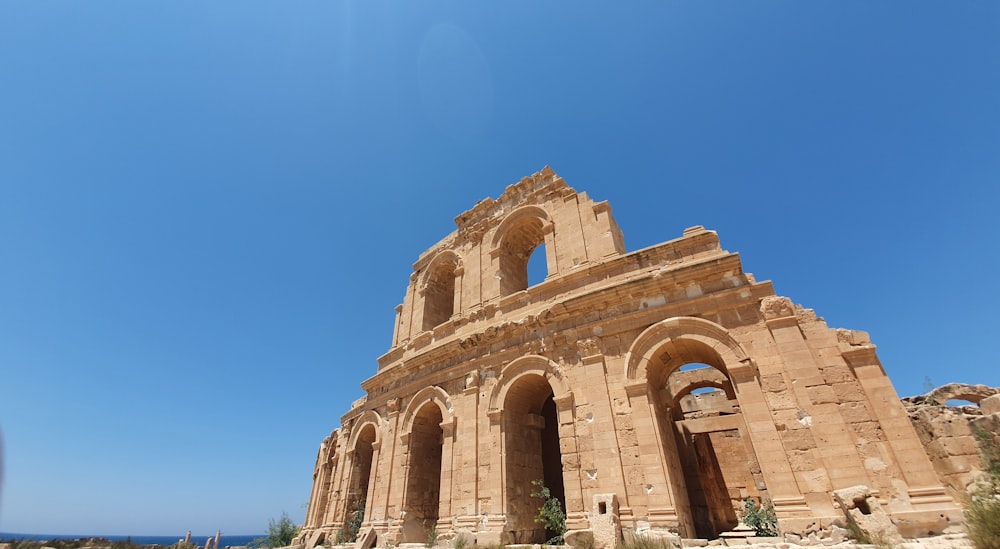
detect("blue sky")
[2,0,998,537]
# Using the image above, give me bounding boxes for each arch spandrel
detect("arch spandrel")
[625,316,750,386]
[400,385,454,436]
[488,354,573,414]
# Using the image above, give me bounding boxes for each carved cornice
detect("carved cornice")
[458,308,555,350]
[552,392,575,412]
[761,296,797,329]
[487,409,503,424]
[453,166,565,231]
[576,337,602,359]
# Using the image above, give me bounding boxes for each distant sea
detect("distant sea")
[0,534,262,547]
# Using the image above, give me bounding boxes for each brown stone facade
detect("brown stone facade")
[298,168,962,547]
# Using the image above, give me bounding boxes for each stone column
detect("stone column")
[727,356,809,519]
[438,418,458,525]
[574,348,628,533]
[377,400,403,537]
[840,344,959,522]
[757,296,856,522]
[541,221,559,278]
[477,408,507,545]
[623,380,684,532]
[451,372,483,533]
[554,391,584,530]
[452,266,465,319]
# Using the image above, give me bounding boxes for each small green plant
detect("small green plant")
[740,498,778,537]
[425,523,439,548]
[452,533,470,549]
[966,429,1000,549]
[337,497,366,544]
[531,479,567,545]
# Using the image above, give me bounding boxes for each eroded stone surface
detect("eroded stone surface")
[296,169,964,548]
[903,383,1000,502]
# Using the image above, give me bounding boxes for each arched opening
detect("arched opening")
[345,424,376,539]
[312,452,336,528]
[503,374,565,544]
[401,402,444,542]
[651,352,760,538]
[527,242,548,287]
[498,217,546,295]
[422,257,459,331]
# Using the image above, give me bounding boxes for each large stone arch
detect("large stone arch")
[488,355,577,544]
[398,386,456,543]
[489,206,555,295]
[623,317,766,538]
[626,316,750,387]
[489,355,572,412]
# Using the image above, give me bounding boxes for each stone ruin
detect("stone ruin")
[296,168,970,548]
[903,384,1000,503]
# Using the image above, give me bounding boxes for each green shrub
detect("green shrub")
[337,497,366,544]
[425,523,439,548]
[740,498,778,537]
[250,512,301,548]
[967,429,1000,549]
[531,480,567,545]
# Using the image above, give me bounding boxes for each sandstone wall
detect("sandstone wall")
[297,169,965,548]
[904,384,1000,502]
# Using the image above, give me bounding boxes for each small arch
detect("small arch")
[672,381,734,406]
[490,205,552,249]
[665,365,735,406]
[347,410,383,452]
[400,385,454,435]
[926,383,999,405]
[420,251,462,330]
[626,316,749,386]
[489,355,572,412]
[491,206,553,295]
[344,416,380,537]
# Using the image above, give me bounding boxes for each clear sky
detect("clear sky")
[1,0,998,538]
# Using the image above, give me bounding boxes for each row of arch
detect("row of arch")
[329,317,769,542]
[419,206,554,331]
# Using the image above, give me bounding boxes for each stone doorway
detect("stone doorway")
[653,356,761,539]
[402,402,444,543]
[504,374,565,544]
